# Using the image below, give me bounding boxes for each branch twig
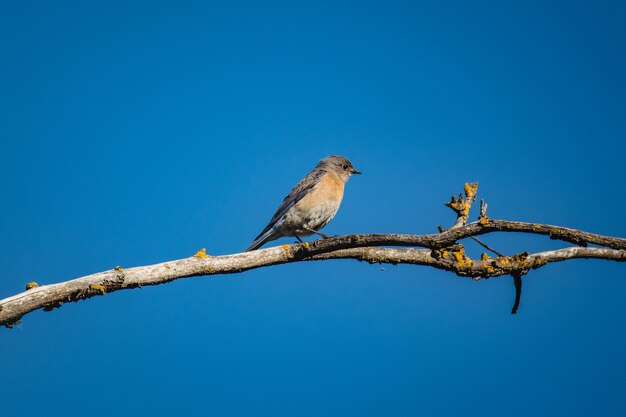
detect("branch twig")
[469,236,506,257]
[511,273,523,315]
[445,182,478,228]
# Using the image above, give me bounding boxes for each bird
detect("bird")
[246,155,361,251]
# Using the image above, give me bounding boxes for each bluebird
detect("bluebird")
[246,155,361,251]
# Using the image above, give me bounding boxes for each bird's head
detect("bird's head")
[318,155,361,182]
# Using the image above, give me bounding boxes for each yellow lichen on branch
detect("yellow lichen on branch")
[463,182,478,214]
[451,245,473,268]
[431,244,474,271]
[194,248,210,259]
[90,284,106,295]
[446,182,478,228]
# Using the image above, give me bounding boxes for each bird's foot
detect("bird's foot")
[304,227,328,239]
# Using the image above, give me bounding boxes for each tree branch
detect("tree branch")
[316,246,626,279]
[2,183,625,327]
[1,228,624,327]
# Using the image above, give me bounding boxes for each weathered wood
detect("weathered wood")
[1,223,624,327]
[3,182,625,326]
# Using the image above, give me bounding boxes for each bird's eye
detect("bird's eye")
[342,164,349,170]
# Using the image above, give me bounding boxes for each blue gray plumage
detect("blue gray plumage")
[246,155,361,251]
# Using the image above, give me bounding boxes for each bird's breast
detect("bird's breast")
[298,172,345,209]
[288,172,345,230]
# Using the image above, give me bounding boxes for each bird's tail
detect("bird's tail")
[245,228,277,251]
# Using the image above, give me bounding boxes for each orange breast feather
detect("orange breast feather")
[297,172,345,209]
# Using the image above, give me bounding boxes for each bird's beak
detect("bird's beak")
[352,169,362,175]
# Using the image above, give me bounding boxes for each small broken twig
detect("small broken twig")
[511,273,523,314]
[469,236,506,257]
[445,182,478,228]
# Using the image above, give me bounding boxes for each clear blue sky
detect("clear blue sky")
[2,1,625,416]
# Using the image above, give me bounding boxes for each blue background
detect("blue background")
[2,1,625,416]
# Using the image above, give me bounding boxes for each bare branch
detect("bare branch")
[312,245,625,269]
[285,219,626,255]
[2,181,625,327]
[469,236,506,257]
[1,231,624,327]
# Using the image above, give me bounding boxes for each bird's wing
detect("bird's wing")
[252,169,325,240]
